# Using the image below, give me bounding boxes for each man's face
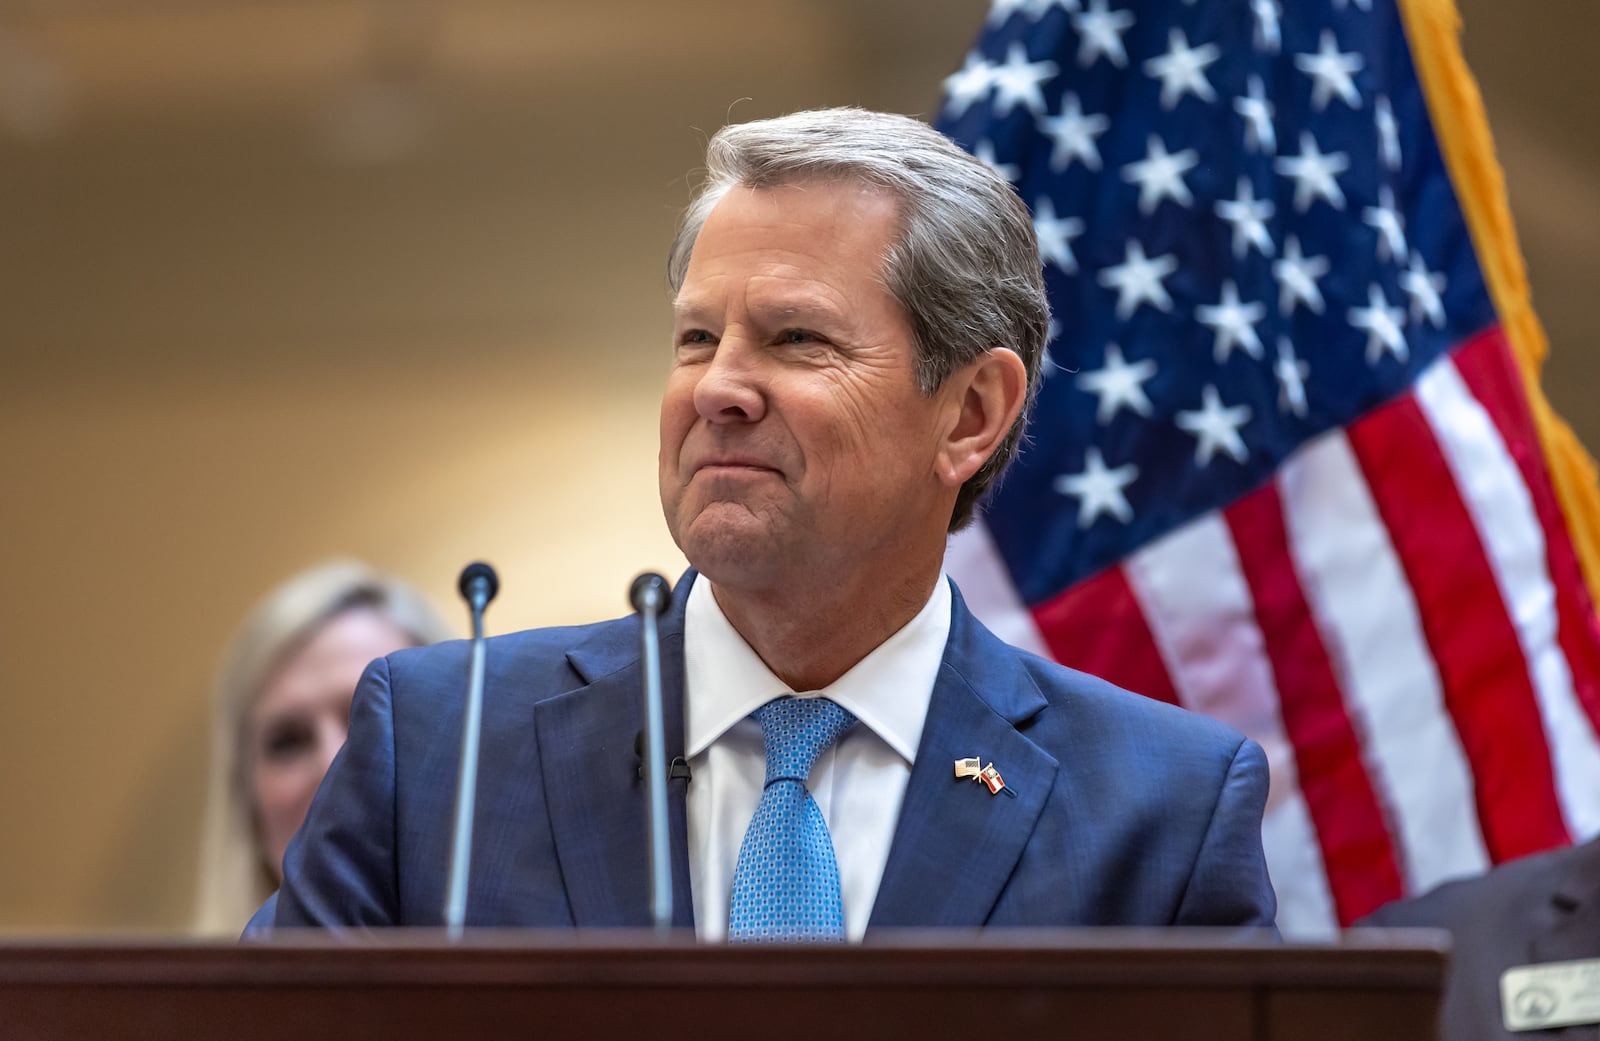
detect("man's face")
[660,181,961,596]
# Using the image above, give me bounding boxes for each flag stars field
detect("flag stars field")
[1099,240,1179,318]
[1277,132,1351,211]
[1376,94,1402,170]
[942,53,998,119]
[1251,0,1282,53]
[1274,338,1312,417]
[1348,283,1409,364]
[1176,386,1253,466]
[1235,76,1277,153]
[1295,30,1365,111]
[991,42,1058,117]
[1054,447,1139,527]
[1042,92,1109,171]
[1403,254,1448,328]
[986,0,1034,27]
[1196,281,1267,363]
[998,0,1084,22]
[1274,236,1330,315]
[1364,185,1409,263]
[1216,177,1276,259]
[1033,197,1085,273]
[1070,0,1135,69]
[1143,28,1221,109]
[1077,344,1158,424]
[1122,135,1199,214]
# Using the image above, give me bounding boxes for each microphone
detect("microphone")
[458,561,499,613]
[629,571,670,616]
[444,561,499,940]
[630,571,674,934]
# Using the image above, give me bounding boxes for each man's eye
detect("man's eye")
[779,329,821,345]
[677,329,714,346]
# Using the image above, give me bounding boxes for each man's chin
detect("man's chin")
[676,517,788,590]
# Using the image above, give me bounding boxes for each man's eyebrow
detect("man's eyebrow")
[672,295,849,325]
[765,303,831,320]
[672,299,713,322]
[751,298,848,325]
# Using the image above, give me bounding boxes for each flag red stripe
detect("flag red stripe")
[1224,482,1406,923]
[1452,326,1600,737]
[1346,387,1570,861]
[1032,564,1180,705]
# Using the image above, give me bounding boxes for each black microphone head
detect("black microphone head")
[458,561,500,606]
[628,572,672,615]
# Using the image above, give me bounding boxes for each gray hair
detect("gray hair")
[192,559,450,935]
[667,107,1049,530]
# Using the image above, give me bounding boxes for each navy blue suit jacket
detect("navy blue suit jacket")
[263,573,1277,932]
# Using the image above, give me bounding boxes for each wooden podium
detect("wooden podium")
[0,931,1446,1041]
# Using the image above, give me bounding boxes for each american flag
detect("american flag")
[937,0,1600,936]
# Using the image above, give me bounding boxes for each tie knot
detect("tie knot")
[752,697,856,785]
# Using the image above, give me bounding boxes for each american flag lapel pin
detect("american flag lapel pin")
[954,756,983,780]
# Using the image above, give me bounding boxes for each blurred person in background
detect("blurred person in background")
[193,560,450,936]
[1362,837,1600,1041]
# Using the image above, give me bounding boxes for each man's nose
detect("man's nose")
[692,334,767,424]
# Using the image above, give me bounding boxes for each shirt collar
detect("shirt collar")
[683,575,952,765]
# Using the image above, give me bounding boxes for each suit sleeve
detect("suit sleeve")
[270,655,403,929]
[1174,735,1279,930]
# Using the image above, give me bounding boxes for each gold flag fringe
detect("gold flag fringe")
[1397,0,1600,606]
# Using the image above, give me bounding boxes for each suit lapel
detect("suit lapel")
[533,576,696,929]
[868,585,1059,929]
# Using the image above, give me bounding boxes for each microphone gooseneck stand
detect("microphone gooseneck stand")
[629,571,674,935]
[444,561,499,940]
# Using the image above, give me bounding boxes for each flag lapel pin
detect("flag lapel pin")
[954,756,1016,798]
[979,762,1013,797]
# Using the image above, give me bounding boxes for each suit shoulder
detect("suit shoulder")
[1014,647,1249,753]
[382,615,633,707]
[1363,838,1600,927]
[941,590,1250,760]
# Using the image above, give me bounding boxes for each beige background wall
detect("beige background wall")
[0,0,1594,933]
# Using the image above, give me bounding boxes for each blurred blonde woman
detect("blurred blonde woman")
[193,560,450,936]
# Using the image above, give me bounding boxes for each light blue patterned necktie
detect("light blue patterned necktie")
[726,696,857,942]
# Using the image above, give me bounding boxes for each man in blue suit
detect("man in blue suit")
[264,108,1276,937]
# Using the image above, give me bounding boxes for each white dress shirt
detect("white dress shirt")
[683,575,952,942]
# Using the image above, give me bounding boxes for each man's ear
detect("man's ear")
[935,347,1029,488]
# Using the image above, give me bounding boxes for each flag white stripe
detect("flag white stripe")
[945,522,1052,657]
[1418,360,1600,839]
[1126,514,1338,937]
[1279,431,1491,892]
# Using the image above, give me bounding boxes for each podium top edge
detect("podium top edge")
[0,925,1449,953]
[0,928,1450,991]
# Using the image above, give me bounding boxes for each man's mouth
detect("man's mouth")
[695,457,779,475]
